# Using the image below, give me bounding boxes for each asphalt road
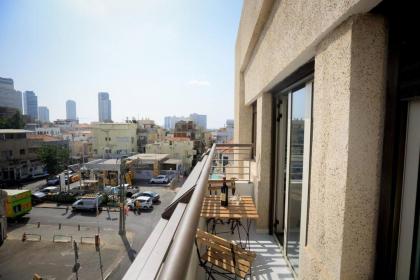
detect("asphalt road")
[0,185,177,280]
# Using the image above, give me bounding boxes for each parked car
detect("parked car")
[72,195,104,212]
[149,175,170,184]
[104,184,138,197]
[39,186,60,194]
[32,191,47,205]
[127,196,153,210]
[131,191,160,203]
[47,176,60,186]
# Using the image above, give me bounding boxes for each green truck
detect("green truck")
[3,189,32,219]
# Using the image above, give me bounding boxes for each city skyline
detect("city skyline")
[0,1,242,128]
[66,100,77,121]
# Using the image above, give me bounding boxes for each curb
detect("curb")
[34,205,68,210]
[33,205,121,212]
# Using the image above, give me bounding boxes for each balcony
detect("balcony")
[122,144,294,280]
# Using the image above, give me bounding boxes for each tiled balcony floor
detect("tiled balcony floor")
[197,221,295,280]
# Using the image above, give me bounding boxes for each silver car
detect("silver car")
[149,175,169,184]
[127,196,153,210]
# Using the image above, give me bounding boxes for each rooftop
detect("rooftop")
[128,153,169,162]
[0,129,32,134]
[27,134,63,142]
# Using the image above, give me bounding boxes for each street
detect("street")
[0,185,177,280]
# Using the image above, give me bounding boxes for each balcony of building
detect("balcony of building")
[122,143,294,280]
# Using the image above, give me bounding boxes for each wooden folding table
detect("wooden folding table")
[200,195,259,249]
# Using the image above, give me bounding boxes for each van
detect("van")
[72,195,104,212]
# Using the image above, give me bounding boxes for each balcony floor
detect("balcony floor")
[197,221,294,280]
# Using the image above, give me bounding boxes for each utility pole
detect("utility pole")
[95,235,104,280]
[119,157,126,235]
[73,241,80,280]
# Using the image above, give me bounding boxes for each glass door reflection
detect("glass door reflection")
[286,86,306,271]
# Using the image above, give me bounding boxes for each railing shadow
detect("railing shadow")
[121,233,137,262]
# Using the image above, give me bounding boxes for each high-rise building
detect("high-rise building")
[98,92,112,122]
[66,100,77,121]
[164,116,171,130]
[189,113,207,129]
[23,91,38,120]
[38,106,50,123]
[163,116,190,130]
[0,77,22,112]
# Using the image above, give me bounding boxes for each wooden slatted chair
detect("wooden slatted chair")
[195,229,256,280]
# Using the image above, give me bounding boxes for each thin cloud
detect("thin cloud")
[187,80,211,87]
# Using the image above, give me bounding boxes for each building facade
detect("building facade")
[37,106,50,123]
[0,130,45,182]
[136,119,165,153]
[91,123,137,158]
[23,91,38,121]
[163,115,189,130]
[215,119,234,143]
[145,139,195,171]
[98,92,112,122]
[189,113,207,129]
[235,0,419,279]
[66,100,77,121]
[0,77,22,112]
[35,127,60,136]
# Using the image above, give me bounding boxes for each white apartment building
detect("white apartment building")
[35,127,60,137]
[92,123,137,158]
[145,139,196,171]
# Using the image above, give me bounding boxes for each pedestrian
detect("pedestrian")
[65,206,69,214]
[135,200,141,215]
[133,202,137,215]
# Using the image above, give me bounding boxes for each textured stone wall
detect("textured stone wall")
[239,0,381,104]
[299,15,387,279]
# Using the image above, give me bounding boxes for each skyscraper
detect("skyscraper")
[163,115,190,130]
[0,77,22,112]
[98,92,112,122]
[66,100,77,120]
[189,113,207,129]
[38,106,50,123]
[23,91,38,120]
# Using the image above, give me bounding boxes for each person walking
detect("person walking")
[135,200,141,215]
[133,201,138,215]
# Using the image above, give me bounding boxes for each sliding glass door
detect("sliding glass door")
[273,80,312,275]
[396,100,420,279]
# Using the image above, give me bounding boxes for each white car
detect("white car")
[39,186,60,194]
[149,175,169,184]
[127,196,153,210]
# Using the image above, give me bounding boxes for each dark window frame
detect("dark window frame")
[251,102,257,159]
[374,0,420,278]
[268,59,315,238]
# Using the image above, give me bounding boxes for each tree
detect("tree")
[37,145,70,175]
[0,111,25,129]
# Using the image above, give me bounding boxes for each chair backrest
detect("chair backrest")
[195,229,255,263]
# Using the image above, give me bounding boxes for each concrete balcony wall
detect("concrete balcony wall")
[239,0,381,104]
[299,15,387,279]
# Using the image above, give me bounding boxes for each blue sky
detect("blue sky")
[0,0,243,128]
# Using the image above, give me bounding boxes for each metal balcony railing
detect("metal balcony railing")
[210,143,252,182]
[122,143,252,280]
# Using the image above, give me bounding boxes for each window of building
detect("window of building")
[20,149,25,155]
[251,101,257,159]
